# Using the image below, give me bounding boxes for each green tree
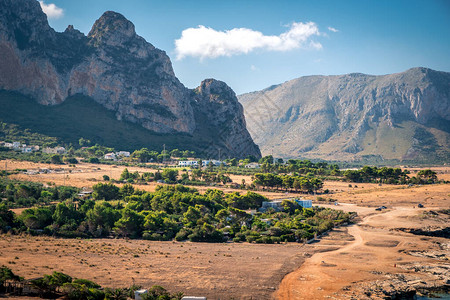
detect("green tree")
[161,169,178,183]
[92,183,120,200]
[113,209,144,238]
[119,184,135,198]
[51,154,63,164]
[86,202,121,236]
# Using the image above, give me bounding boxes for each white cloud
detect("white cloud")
[328,26,339,33]
[250,65,258,71]
[175,21,322,60]
[39,1,64,19]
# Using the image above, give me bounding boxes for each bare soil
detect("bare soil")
[0,235,330,299]
[2,160,449,299]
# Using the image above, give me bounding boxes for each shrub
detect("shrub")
[175,229,190,241]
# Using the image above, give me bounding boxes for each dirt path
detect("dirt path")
[276,224,364,300]
[275,206,449,299]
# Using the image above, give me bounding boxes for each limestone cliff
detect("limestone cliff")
[0,0,260,158]
[239,68,450,162]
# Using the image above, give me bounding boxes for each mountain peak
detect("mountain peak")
[88,11,136,47]
[196,79,237,102]
[239,68,450,162]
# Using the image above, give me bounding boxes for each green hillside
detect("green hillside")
[0,90,209,153]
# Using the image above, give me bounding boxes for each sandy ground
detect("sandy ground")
[276,204,450,299]
[2,160,450,299]
[0,235,330,299]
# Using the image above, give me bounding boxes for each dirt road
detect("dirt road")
[276,205,449,299]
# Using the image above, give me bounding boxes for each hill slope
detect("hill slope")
[0,0,260,158]
[239,68,450,163]
[0,90,217,153]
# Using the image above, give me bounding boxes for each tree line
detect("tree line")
[0,182,351,244]
[252,173,323,193]
[343,166,439,184]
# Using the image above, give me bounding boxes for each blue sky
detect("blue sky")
[41,0,450,94]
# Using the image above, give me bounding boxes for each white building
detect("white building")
[116,151,130,157]
[22,147,32,153]
[178,160,198,167]
[55,147,66,154]
[202,160,226,167]
[104,153,116,160]
[245,162,261,169]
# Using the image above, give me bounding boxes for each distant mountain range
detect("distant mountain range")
[239,68,450,163]
[0,0,260,158]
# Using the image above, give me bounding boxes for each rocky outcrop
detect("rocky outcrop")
[0,0,260,158]
[193,79,261,159]
[239,68,450,162]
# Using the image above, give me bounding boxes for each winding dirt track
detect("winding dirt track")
[276,223,365,299]
[275,205,449,299]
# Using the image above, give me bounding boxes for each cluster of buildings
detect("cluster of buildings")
[1,141,40,153]
[103,151,131,161]
[178,160,227,167]
[0,142,70,156]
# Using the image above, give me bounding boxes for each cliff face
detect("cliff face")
[193,79,261,159]
[239,68,450,162]
[0,0,260,158]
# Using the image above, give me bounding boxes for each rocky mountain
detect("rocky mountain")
[239,68,450,163]
[0,0,260,158]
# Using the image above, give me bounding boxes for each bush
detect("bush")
[175,229,190,241]
[65,157,78,164]
[89,157,99,163]
[142,232,165,241]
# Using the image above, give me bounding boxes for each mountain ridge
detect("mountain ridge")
[0,0,260,158]
[239,67,450,163]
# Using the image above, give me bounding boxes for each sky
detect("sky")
[40,0,450,94]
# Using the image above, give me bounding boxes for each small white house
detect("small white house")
[104,153,116,160]
[202,160,225,167]
[55,147,66,154]
[245,162,261,169]
[12,142,21,149]
[22,147,32,153]
[117,151,130,157]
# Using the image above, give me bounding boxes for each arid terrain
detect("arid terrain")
[1,159,449,299]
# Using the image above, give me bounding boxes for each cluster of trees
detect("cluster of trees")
[1,182,351,244]
[182,168,231,185]
[113,168,232,186]
[343,166,438,184]
[130,148,195,163]
[0,179,79,208]
[252,173,323,193]
[255,156,340,175]
[0,267,183,300]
